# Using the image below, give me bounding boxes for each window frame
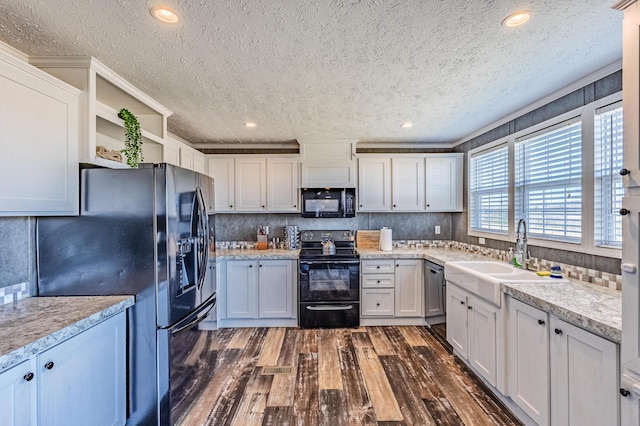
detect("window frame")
[467,92,622,259]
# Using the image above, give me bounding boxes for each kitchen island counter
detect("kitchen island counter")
[0,295,134,373]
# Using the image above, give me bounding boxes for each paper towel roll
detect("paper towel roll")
[380,227,392,251]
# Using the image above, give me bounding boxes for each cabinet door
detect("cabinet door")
[208,157,235,212]
[267,158,299,212]
[391,157,425,211]
[258,260,294,318]
[192,151,206,174]
[163,139,181,166]
[468,295,497,386]
[425,155,462,211]
[446,284,469,357]
[508,298,550,426]
[235,158,267,212]
[38,312,126,426]
[394,259,422,317]
[226,260,258,318]
[0,55,79,216]
[0,359,36,426]
[180,147,194,170]
[358,157,391,211]
[550,317,619,426]
[362,288,395,316]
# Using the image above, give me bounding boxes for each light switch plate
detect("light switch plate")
[479,237,486,245]
[435,225,441,234]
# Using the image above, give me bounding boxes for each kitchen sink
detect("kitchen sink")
[444,261,566,307]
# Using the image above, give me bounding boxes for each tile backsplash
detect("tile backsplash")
[0,282,30,305]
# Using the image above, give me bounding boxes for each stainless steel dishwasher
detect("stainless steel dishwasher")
[424,260,446,324]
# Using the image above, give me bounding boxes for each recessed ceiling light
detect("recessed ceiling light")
[502,10,532,27]
[151,6,179,24]
[245,122,257,128]
[401,122,413,128]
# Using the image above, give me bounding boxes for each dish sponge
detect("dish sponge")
[536,270,551,276]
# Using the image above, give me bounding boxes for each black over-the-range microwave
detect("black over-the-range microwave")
[300,188,356,218]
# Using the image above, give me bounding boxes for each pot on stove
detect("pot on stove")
[322,239,336,255]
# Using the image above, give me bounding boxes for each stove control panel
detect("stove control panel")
[300,230,354,242]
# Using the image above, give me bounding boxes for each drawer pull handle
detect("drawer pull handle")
[23,372,34,382]
[44,361,54,370]
[538,319,545,326]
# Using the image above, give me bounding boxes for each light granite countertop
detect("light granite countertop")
[502,281,621,343]
[213,248,300,260]
[0,295,134,373]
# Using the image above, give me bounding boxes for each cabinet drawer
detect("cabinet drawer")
[361,259,394,274]
[362,274,395,288]
[362,288,395,316]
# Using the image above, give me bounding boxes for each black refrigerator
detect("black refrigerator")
[37,163,216,425]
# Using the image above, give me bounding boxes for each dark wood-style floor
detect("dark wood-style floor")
[178,326,521,425]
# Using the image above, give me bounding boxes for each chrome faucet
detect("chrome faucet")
[515,218,528,268]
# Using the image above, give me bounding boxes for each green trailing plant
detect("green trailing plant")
[118,108,143,168]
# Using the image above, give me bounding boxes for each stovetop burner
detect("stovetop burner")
[299,230,358,260]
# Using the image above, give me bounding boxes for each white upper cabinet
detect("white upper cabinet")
[267,157,299,212]
[358,157,392,211]
[162,137,181,167]
[0,49,80,216]
[392,157,425,211]
[299,141,356,187]
[208,157,235,212]
[192,151,206,174]
[31,56,172,169]
[425,153,463,211]
[235,157,267,212]
[180,146,194,171]
[208,155,299,213]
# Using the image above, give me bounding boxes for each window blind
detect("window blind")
[595,104,623,248]
[469,144,509,233]
[515,119,582,242]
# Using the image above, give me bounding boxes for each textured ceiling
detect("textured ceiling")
[0,0,622,146]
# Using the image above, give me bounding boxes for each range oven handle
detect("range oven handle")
[306,305,354,311]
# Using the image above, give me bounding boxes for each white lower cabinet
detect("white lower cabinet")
[508,297,619,426]
[0,359,36,426]
[394,259,423,317]
[549,316,619,426]
[360,259,422,320]
[446,284,498,386]
[226,260,296,320]
[508,298,550,425]
[0,312,126,426]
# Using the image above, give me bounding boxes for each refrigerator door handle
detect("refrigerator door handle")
[170,296,216,336]
[195,187,209,290]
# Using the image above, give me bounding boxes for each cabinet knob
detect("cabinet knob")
[376,266,380,269]
[467,305,472,310]
[538,319,545,326]
[360,204,363,208]
[554,328,562,335]
[259,264,262,267]
[376,303,380,306]
[230,205,233,208]
[294,204,296,208]
[460,300,465,305]
[377,280,380,283]
[262,205,265,208]
[426,204,430,208]
[620,168,631,176]
[393,204,397,208]
[44,361,54,370]
[620,208,630,216]
[249,264,253,268]
[621,388,631,397]
[23,372,34,382]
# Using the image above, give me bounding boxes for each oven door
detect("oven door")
[299,260,360,302]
